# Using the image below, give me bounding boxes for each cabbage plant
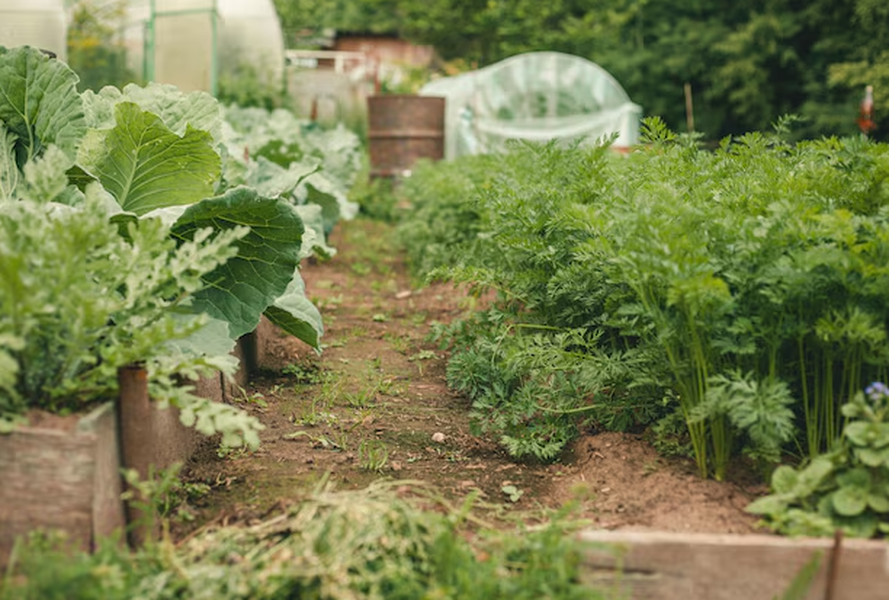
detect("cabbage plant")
[0,45,364,447]
[0,45,325,352]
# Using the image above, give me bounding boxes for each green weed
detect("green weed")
[358,439,389,472]
[748,382,889,538]
[233,387,268,410]
[383,331,413,354]
[350,262,371,277]
[290,397,338,427]
[281,361,324,385]
[501,484,524,503]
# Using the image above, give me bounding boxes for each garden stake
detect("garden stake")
[824,528,844,600]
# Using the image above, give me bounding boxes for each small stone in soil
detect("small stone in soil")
[431,432,446,443]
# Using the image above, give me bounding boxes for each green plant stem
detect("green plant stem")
[799,334,816,457]
[663,338,709,479]
[823,350,835,449]
[842,347,863,443]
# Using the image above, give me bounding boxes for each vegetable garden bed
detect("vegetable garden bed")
[0,332,290,563]
[171,217,889,599]
[0,402,122,564]
[5,40,889,599]
[0,44,363,570]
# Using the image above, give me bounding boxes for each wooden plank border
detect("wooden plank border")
[579,530,889,600]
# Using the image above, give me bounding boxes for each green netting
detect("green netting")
[421,51,642,159]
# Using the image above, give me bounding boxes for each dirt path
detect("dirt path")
[178,218,765,536]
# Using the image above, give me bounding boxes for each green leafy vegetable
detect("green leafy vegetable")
[78,102,220,215]
[398,120,889,475]
[171,187,309,341]
[0,46,86,165]
[264,269,324,349]
[748,384,889,537]
[0,188,242,410]
[0,123,18,197]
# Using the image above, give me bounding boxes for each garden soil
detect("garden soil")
[177,219,766,537]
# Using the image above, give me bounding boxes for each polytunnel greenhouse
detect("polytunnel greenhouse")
[0,0,68,61]
[421,51,643,159]
[122,0,284,94]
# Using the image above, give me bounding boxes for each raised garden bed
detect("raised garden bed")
[0,402,122,563]
[0,332,281,563]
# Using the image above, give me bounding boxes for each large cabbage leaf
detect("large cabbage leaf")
[171,187,310,341]
[82,83,223,146]
[302,123,363,189]
[294,204,336,260]
[77,102,220,215]
[165,314,239,370]
[264,269,324,350]
[0,123,17,198]
[239,156,318,199]
[222,104,362,205]
[0,46,86,166]
[80,86,120,129]
[297,172,360,234]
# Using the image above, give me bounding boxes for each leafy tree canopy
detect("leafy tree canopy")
[274,0,889,140]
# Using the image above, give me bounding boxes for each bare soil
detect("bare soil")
[177,218,767,537]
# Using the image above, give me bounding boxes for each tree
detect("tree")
[272,0,889,140]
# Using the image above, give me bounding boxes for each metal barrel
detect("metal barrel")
[367,95,446,179]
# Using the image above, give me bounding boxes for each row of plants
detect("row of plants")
[0,45,360,446]
[395,121,889,537]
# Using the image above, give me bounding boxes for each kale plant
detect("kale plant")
[0,188,262,448]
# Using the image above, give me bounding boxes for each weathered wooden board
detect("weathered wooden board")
[579,530,889,600]
[0,402,125,564]
[80,402,126,544]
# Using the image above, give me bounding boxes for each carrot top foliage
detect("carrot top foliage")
[398,119,889,480]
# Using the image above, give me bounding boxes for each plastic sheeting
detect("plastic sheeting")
[420,51,642,159]
[216,0,286,88]
[0,0,67,61]
[124,0,284,95]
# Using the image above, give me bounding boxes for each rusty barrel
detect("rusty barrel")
[367,95,445,178]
